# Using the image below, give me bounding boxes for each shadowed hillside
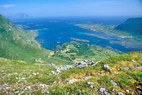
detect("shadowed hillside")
[115,17,142,34]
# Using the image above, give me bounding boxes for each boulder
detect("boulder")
[86,82,94,85]
[62,65,74,70]
[86,82,95,89]
[56,65,73,72]
[46,91,50,94]
[104,91,111,95]
[51,71,57,75]
[126,90,130,93]
[74,59,96,68]
[117,92,123,95]
[68,79,79,84]
[24,86,32,91]
[90,85,95,89]
[84,59,95,65]
[112,88,115,92]
[75,61,88,68]
[136,88,142,94]
[136,66,142,70]
[99,88,106,93]
[48,64,57,68]
[56,69,61,73]
[38,84,50,89]
[51,65,74,75]
[103,65,111,71]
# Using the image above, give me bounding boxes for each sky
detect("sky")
[0,0,142,17]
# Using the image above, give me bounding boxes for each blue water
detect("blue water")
[11,17,142,53]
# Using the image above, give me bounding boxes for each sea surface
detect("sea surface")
[11,17,142,53]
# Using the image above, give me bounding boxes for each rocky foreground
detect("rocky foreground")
[0,52,142,95]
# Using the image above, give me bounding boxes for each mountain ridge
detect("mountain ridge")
[115,17,142,34]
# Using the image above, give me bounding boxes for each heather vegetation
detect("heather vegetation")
[0,52,142,94]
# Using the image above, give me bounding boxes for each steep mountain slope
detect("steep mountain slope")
[0,15,69,64]
[0,52,141,94]
[115,17,142,34]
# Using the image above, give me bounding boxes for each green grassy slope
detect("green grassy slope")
[0,15,69,64]
[0,52,141,94]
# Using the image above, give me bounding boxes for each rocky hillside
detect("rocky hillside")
[0,52,141,94]
[115,17,142,34]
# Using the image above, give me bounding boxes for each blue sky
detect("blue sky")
[0,0,142,17]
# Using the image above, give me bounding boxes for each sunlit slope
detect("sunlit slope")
[0,15,69,64]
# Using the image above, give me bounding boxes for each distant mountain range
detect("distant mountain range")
[9,13,32,19]
[115,17,142,34]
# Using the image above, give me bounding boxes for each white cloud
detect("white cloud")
[0,5,16,8]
